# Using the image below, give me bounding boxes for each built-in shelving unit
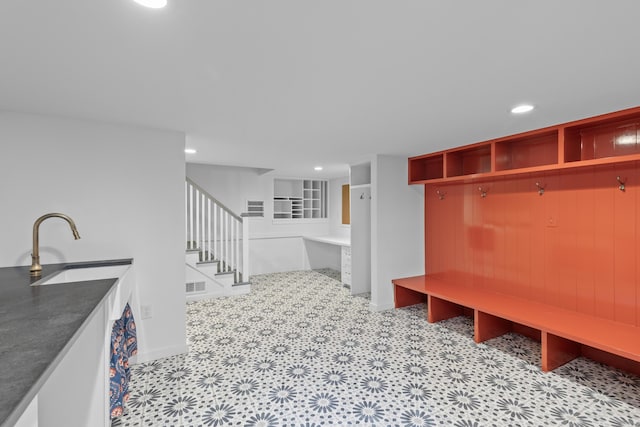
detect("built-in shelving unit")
[408,106,640,184]
[398,105,640,376]
[273,178,327,220]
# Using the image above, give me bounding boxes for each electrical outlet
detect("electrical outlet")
[140,304,153,319]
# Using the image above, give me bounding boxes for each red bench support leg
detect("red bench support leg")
[474,310,512,343]
[542,332,581,372]
[428,295,464,323]
[394,285,426,308]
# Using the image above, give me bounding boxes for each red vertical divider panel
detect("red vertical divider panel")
[489,178,507,294]
[512,174,534,299]
[468,181,486,288]
[593,165,616,321]
[503,175,524,297]
[613,162,637,325]
[461,183,475,281]
[529,172,547,304]
[449,184,466,276]
[441,184,459,275]
[555,170,579,311]
[572,167,597,317]
[424,184,441,275]
[542,172,562,306]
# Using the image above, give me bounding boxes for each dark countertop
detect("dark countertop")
[0,258,132,427]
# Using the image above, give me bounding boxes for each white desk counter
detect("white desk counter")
[303,235,350,247]
[303,236,351,287]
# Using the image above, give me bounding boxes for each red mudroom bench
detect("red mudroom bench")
[392,274,640,375]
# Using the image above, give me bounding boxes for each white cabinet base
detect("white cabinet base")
[341,246,351,286]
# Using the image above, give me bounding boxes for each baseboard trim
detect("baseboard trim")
[186,285,250,302]
[133,343,188,364]
[369,300,395,312]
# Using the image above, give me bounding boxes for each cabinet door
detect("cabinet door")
[350,187,371,295]
[38,304,110,427]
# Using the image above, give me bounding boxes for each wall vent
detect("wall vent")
[245,200,264,217]
[186,281,206,293]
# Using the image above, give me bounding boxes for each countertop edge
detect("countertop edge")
[1,258,133,427]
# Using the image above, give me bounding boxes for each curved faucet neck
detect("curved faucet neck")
[31,213,81,277]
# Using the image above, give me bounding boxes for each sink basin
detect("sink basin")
[36,265,130,286]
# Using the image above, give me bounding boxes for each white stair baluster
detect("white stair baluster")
[231,217,235,281]
[242,216,249,282]
[189,184,194,249]
[213,203,218,268]
[200,192,205,258]
[225,211,230,272]
[221,209,225,271]
[235,219,240,282]
[185,181,188,249]
[207,199,211,263]
[195,188,200,253]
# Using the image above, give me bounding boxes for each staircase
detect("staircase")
[185,178,250,301]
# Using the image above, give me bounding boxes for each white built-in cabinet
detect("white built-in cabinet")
[349,162,371,295]
[341,246,351,286]
[15,266,134,427]
[273,179,327,219]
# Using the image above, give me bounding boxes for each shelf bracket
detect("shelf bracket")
[535,182,546,196]
[617,176,626,192]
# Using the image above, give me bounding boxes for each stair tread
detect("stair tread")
[197,260,219,265]
[216,270,236,276]
[232,281,251,287]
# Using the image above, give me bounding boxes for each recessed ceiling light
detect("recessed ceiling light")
[314,166,323,171]
[184,148,196,154]
[132,0,167,9]
[511,104,535,114]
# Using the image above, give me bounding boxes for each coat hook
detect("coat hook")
[360,193,365,199]
[436,190,446,200]
[617,176,626,192]
[478,187,487,198]
[535,182,546,196]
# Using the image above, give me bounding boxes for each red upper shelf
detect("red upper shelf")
[409,106,640,184]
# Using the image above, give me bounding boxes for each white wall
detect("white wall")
[371,155,424,311]
[187,163,349,274]
[0,111,187,362]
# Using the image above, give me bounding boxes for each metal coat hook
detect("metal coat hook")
[535,182,546,196]
[478,187,487,198]
[617,176,626,192]
[360,193,365,199]
[436,190,446,200]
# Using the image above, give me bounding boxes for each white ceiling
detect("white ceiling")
[1,1,639,178]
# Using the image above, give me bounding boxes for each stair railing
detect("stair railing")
[185,178,249,283]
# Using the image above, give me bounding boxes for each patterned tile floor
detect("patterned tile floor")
[113,270,640,426]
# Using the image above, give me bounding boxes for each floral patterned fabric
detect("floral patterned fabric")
[110,303,137,419]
